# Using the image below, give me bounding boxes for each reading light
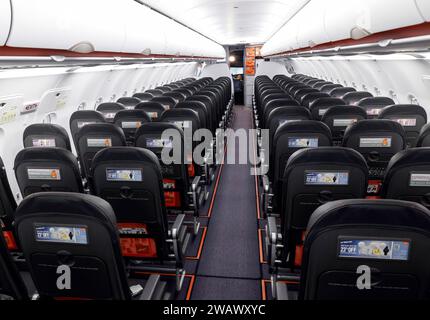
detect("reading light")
[229,55,236,62]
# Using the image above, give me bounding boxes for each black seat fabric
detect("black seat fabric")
[309,98,346,120]
[300,199,430,300]
[96,103,126,122]
[378,104,427,147]
[320,84,342,94]
[133,93,154,102]
[135,123,190,211]
[14,192,132,300]
[75,123,127,179]
[342,92,374,106]
[151,97,177,110]
[382,148,430,209]
[301,93,330,108]
[322,106,367,143]
[281,147,368,268]
[358,97,395,119]
[266,106,312,146]
[342,120,406,181]
[271,121,333,210]
[14,147,84,197]
[330,87,356,98]
[117,97,141,110]
[23,124,71,152]
[135,102,167,121]
[90,147,169,261]
[69,111,106,150]
[113,110,151,144]
[160,109,202,177]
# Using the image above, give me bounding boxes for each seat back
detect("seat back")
[343,120,406,179]
[113,110,151,144]
[96,103,126,122]
[358,97,395,119]
[135,123,189,210]
[69,111,106,151]
[151,96,177,110]
[14,192,131,300]
[322,106,367,144]
[320,84,343,94]
[176,101,210,132]
[135,102,167,121]
[281,148,368,266]
[14,148,83,197]
[301,93,330,108]
[132,92,154,102]
[262,99,300,127]
[164,92,187,103]
[383,148,430,209]
[116,97,141,110]
[160,109,201,176]
[378,104,427,147]
[23,124,71,151]
[266,106,312,153]
[341,92,373,106]
[300,199,430,300]
[91,147,169,261]
[272,121,332,209]
[309,98,346,120]
[330,87,356,98]
[75,124,126,179]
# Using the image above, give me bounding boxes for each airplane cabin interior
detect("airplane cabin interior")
[1,0,430,307]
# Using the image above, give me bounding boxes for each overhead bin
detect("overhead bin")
[122,1,166,55]
[296,1,329,49]
[0,0,12,46]
[8,0,126,53]
[261,0,430,57]
[6,0,225,59]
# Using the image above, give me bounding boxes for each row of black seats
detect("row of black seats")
[0,77,233,300]
[255,75,430,199]
[255,74,428,147]
[254,75,430,299]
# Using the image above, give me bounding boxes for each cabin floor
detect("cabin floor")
[189,105,263,300]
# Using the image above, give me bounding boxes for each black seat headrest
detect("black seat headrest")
[77,123,126,140]
[91,147,160,172]
[379,104,427,121]
[23,124,71,151]
[285,146,367,172]
[309,98,346,120]
[116,97,141,109]
[343,119,406,141]
[133,92,154,101]
[275,120,332,141]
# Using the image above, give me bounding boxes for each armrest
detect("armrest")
[133,274,160,300]
[267,216,278,245]
[262,175,270,193]
[191,176,201,192]
[171,214,185,240]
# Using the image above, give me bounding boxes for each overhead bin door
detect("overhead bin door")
[7,0,126,53]
[0,0,11,46]
[122,2,167,55]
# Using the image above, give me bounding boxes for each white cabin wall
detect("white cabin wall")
[285,54,430,113]
[0,62,199,201]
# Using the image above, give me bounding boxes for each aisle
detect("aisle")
[190,105,262,300]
